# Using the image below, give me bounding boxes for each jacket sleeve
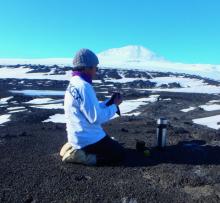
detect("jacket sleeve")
[99,98,111,108]
[80,84,117,124]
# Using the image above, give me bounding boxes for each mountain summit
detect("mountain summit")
[97,45,220,80]
[98,45,163,62]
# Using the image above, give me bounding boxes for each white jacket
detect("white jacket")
[64,76,117,149]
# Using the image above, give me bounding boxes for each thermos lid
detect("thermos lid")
[157,117,168,125]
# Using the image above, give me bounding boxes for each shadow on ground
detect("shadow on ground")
[119,140,220,167]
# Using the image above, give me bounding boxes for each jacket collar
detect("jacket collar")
[72,71,92,84]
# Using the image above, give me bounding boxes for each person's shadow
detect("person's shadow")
[120,140,220,167]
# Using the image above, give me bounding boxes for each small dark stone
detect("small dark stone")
[24,195,34,203]
[19,131,27,137]
[184,121,193,125]
[75,175,91,181]
[121,128,129,132]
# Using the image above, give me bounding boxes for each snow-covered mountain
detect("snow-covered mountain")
[98,45,220,80]
[1,45,220,80]
[98,45,164,62]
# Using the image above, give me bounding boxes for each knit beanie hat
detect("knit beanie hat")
[72,48,99,70]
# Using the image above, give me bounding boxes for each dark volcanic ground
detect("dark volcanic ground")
[1,68,220,202]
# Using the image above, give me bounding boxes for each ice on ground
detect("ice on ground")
[199,104,220,111]
[0,114,11,125]
[25,97,64,109]
[0,96,13,105]
[25,98,54,104]
[0,66,72,81]
[93,80,102,84]
[30,103,63,109]
[181,107,196,112]
[208,100,220,104]
[113,95,159,118]
[43,114,65,123]
[129,76,220,94]
[97,91,109,94]
[9,109,27,113]
[105,77,149,83]
[139,84,220,94]
[163,98,172,101]
[7,106,26,111]
[101,84,114,87]
[150,76,206,88]
[193,115,220,130]
[42,95,159,123]
[10,90,65,96]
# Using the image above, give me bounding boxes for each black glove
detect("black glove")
[106,93,121,116]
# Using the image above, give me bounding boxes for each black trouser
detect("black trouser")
[82,135,125,165]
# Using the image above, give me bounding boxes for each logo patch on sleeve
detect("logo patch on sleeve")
[68,85,82,102]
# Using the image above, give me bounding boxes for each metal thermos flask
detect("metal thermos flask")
[156,118,168,148]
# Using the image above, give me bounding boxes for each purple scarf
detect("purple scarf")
[72,71,92,84]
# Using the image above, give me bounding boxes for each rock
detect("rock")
[168,82,182,88]
[24,195,34,203]
[121,128,129,132]
[19,131,27,137]
[102,69,122,79]
[184,121,193,126]
[123,70,152,79]
[125,80,156,88]
[159,82,181,88]
[75,175,91,181]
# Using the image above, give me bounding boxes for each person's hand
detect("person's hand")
[113,93,123,106]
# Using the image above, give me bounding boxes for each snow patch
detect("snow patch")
[25,98,54,104]
[0,66,72,81]
[199,104,220,111]
[113,95,159,118]
[0,96,13,105]
[105,77,148,83]
[9,109,27,113]
[150,76,205,88]
[208,100,220,104]
[0,114,11,125]
[181,107,196,112]
[42,95,159,123]
[30,103,63,109]
[193,115,220,130]
[139,83,220,94]
[10,90,65,96]
[43,114,65,123]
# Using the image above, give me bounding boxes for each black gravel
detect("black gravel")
[1,67,220,202]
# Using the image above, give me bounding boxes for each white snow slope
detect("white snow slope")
[1,45,220,80]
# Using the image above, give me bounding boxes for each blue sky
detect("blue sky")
[0,0,220,64]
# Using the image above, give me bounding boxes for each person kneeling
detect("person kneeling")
[60,48,124,166]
